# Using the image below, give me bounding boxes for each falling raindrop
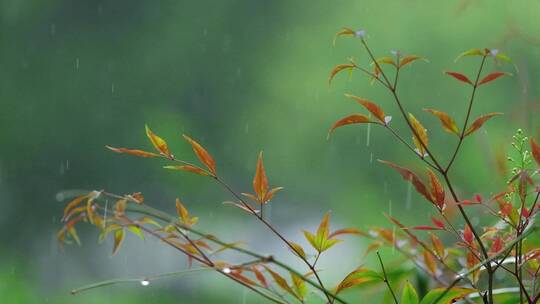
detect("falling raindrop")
[75,58,80,71]
[405,180,412,210]
[50,24,56,36]
[242,288,247,304]
[111,83,115,94]
[369,152,373,164]
[366,123,371,147]
[140,279,150,286]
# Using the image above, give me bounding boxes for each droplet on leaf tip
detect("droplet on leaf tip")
[140,279,150,286]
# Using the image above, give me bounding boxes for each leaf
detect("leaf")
[328,114,373,139]
[445,71,473,85]
[379,160,434,204]
[112,229,125,255]
[163,165,210,176]
[495,53,511,62]
[333,27,355,46]
[145,125,172,158]
[430,233,445,259]
[463,113,503,137]
[253,152,269,204]
[411,226,443,231]
[423,109,459,135]
[252,267,268,288]
[454,48,484,62]
[176,198,190,225]
[345,94,386,124]
[105,146,161,158]
[329,228,364,238]
[289,242,306,259]
[463,224,473,245]
[401,281,419,304]
[431,217,445,230]
[373,56,396,66]
[427,170,445,209]
[335,267,382,294]
[399,55,428,68]
[127,225,145,240]
[182,134,217,176]
[419,287,476,304]
[329,63,355,85]
[303,230,318,251]
[531,138,540,166]
[477,72,509,86]
[290,272,308,300]
[408,113,429,157]
[230,272,258,287]
[63,194,89,221]
[263,266,300,300]
[263,187,283,203]
[67,226,81,246]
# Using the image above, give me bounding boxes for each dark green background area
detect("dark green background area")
[1,0,539,303]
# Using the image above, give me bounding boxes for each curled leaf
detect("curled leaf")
[454,48,484,62]
[463,113,503,137]
[182,134,217,176]
[335,267,382,294]
[145,125,172,158]
[333,27,355,46]
[445,71,473,85]
[106,146,161,158]
[373,56,396,67]
[329,63,355,85]
[423,109,459,135]
[345,94,386,124]
[112,229,125,255]
[328,114,373,139]
[399,55,428,68]
[263,266,300,300]
[477,71,510,86]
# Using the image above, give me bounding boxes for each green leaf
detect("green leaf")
[303,230,318,251]
[454,48,484,62]
[419,287,476,304]
[127,225,145,240]
[401,281,419,304]
[112,229,125,256]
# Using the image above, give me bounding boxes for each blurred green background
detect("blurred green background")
[1,0,540,303]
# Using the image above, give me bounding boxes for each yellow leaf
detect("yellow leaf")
[333,27,355,46]
[263,266,301,301]
[182,134,217,176]
[345,94,386,124]
[423,249,437,275]
[423,109,459,135]
[408,113,428,157]
[289,242,306,259]
[145,125,172,158]
[399,55,429,68]
[112,229,125,255]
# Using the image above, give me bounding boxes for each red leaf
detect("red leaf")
[412,225,442,231]
[464,113,503,137]
[431,216,446,230]
[445,71,473,85]
[478,72,509,86]
[531,138,540,166]
[463,225,473,245]
[106,146,161,158]
[379,160,434,204]
[490,237,503,254]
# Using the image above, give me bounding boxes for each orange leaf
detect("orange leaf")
[263,186,283,203]
[328,114,373,139]
[329,63,355,85]
[163,165,209,176]
[530,138,540,166]
[252,266,269,288]
[333,27,355,46]
[63,194,89,221]
[106,146,161,158]
[445,71,473,85]
[464,113,503,137]
[463,224,473,245]
[408,113,429,157]
[379,160,434,204]
[399,55,428,68]
[430,233,445,258]
[423,109,459,135]
[477,72,509,86]
[329,228,364,239]
[145,125,172,158]
[431,217,446,230]
[182,134,217,176]
[176,198,189,224]
[423,249,437,275]
[427,169,445,209]
[345,94,386,124]
[263,266,300,300]
[253,152,269,203]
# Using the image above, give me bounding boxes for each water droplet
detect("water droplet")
[222,267,232,274]
[140,279,150,286]
[75,58,79,70]
[111,83,115,94]
[366,123,371,147]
